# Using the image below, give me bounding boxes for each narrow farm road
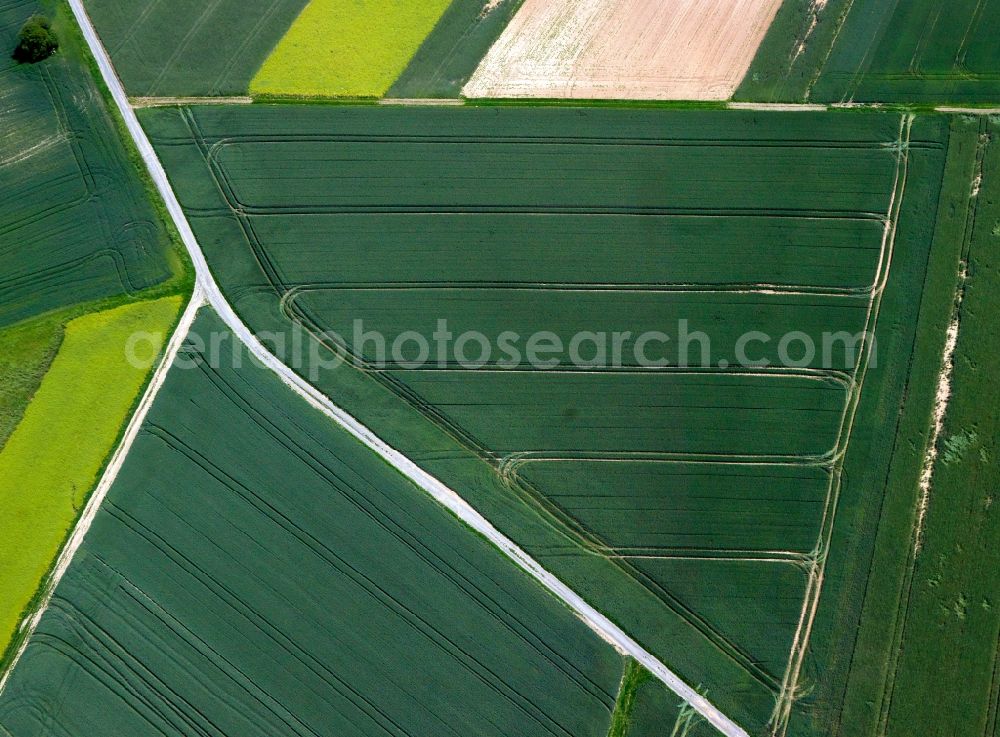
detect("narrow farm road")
[0,287,205,692]
[64,2,751,735]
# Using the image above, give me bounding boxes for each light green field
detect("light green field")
[250,0,455,97]
[0,296,181,659]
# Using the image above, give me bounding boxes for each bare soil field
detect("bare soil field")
[463,0,784,100]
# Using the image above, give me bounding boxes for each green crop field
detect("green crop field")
[608,658,724,736]
[0,313,63,449]
[738,0,1000,103]
[0,0,178,327]
[251,0,456,98]
[0,296,182,661]
[818,117,1000,737]
[873,117,1000,737]
[141,103,953,734]
[81,0,308,96]
[812,0,1000,103]
[625,662,724,737]
[388,0,526,99]
[0,307,624,737]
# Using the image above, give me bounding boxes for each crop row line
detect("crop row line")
[142,416,608,737]
[180,357,618,705]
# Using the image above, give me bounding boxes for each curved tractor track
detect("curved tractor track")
[22,2,755,737]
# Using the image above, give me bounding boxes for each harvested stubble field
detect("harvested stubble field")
[739,0,1000,103]
[463,0,784,100]
[81,0,309,96]
[0,0,176,327]
[143,104,953,734]
[0,308,625,737]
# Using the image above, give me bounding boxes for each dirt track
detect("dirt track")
[464,0,784,100]
[15,2,754,736]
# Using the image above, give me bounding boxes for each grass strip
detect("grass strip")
[0,296,182,658]
[608,659,653,737]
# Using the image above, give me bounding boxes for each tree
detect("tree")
[12,16,58,64]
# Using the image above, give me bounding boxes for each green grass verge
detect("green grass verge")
[0,296,182,659]
[608,659,652,737]
[251,0,455,98]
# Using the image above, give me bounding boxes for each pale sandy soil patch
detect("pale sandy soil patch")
[464,0,784,100]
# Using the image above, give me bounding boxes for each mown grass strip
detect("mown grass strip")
[0,296,182,658]
[250,0,455,98]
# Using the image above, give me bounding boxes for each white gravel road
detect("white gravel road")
[54,3,752,735]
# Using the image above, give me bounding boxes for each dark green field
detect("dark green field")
[0,0,177,327]
[0,312,62,449]
[628,667,724,737]
[738,0,1000,104]
[818,117,1000,737]
[0,308,624,737]
[874,117,1000,737]
[81,0,308,96]
[140,104,954,734]
[1,0,994,733]
[388,0,526,99]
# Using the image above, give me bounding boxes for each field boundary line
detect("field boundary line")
[727,102,827,111]
[936,106,1000,114]
[63,2,751,736]
[130,96,254,108]
[379,97,465,106]
[0,287,204,695]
